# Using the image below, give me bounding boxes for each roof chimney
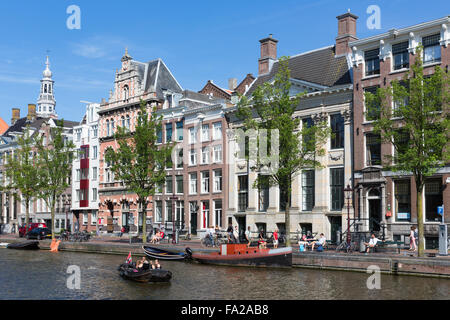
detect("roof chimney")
[228,78,238,91]
[11,108,20,125]
[258,34,278,75]
[27,104,36,121]
[335,11,358,56]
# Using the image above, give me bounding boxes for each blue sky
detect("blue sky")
[0,0,448,124]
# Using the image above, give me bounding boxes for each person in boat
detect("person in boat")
[233,226,240,244]
[258,229,267,249]
[136,257,145,269]
[208,226,216,247]
[155,259,161,269]
[226,224,234,243]
[245,226,252,248]
[273,228,279,249]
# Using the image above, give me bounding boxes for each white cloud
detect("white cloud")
[72,43,107,59]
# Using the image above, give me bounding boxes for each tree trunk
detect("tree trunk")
[416,186,425,257]
[25,200,30,231]
[285,190,291,247]
[51,196,56,240]
[141,199,147,243]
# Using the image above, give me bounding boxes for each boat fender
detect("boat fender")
[185,247,193,257]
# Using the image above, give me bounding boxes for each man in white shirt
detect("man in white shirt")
[364,233,382,253]
[311,233,326,251]
[245,226,252,248]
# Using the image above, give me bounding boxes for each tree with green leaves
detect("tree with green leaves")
[3,126,40,230]
[105,100,173,243]
[35,120,75,239]
[236,57,330,246]
[365,46,450,257]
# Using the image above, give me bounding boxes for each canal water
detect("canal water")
[0,249,448,300]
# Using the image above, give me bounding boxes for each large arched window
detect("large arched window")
[106,120,110,136]
[124,85,129,100]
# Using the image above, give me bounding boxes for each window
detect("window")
[123,85,129,100]
[393,80,409,114]
[189,127,197,144]
[106,120,110,137]
[201,124,209,142]
[110,119,115,134]
[213,122,222,140]
[92,167,98,181]
[330,113,344,149]
[201,171,210,194]
[75,129,81,142]
[91,212,97,225]
[258,175,269,212]
[176,121,183,141]
[81,168,89,180]
[302,170,315,211]
[425,180,442,222]
[175,201,184,224]
[366,133,381,166]
[189,173,197,195]
[166,176,173,194]
[176,148,184,169]
[155,201,162,222]
[423,34,441,64]
[392,42,409,70]
[394,180,411,221]
[364,86,380,121]
[189,148,197,166]
[83,213,88,225]
[165,201,173,222]
[92,125,98,138]
[330,168,344,211]
[364,48,380,76]
[201,147,209,164]
[157,128,162,144]
[393,129,409,162]
[302,117,314,151]
[166,94,173,108]
[92,188,97,202]
[238,175,248,212]
[214,200,222,228]
[201,201,209,229]
[92,146,98,160]
[176,175,183,194]
[213,169,222,192]
[166,123,172,142]
[76,169,81,181]
[121,116,126,128]
[213,145,222,163]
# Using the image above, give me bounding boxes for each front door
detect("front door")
[190,211,197,235]
[369,199,381,232]
[329,216,342,243]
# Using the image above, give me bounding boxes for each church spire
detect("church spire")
[37,55,56,118]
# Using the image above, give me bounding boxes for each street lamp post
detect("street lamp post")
[344,184,353,246]
[170,196,178,244]
[65,199,70,231]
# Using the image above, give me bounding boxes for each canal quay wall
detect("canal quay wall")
[2,238,449,279]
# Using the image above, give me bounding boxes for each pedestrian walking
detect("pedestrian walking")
[409,226,417,252]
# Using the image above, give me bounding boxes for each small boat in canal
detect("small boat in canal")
[142,246,187,261]
[186,244,292,268]
[6,241,40,250]
[117,263,172,283]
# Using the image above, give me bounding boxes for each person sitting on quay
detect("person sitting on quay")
[304,232,315,250]
[364,233,382,253]
[150,230,161,244]
[311,233,326,251]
